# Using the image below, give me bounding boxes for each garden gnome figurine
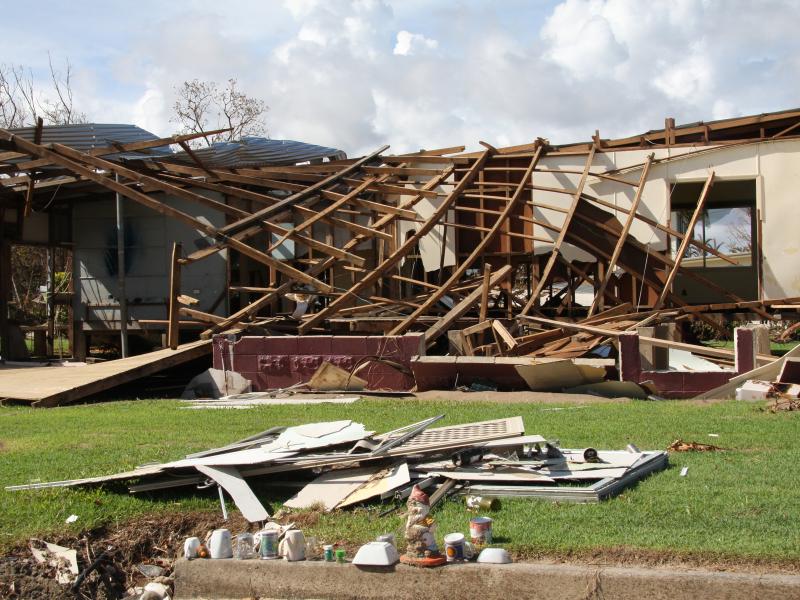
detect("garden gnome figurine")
[400,484,446,567]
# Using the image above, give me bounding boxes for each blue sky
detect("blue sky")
[2,0,799,154]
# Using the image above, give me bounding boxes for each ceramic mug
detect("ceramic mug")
[443,532,475,562]
[183,537,201,559]
[208,529,233,559]
[279,530,306,561]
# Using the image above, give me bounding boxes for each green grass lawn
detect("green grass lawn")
[705,339,799,356]
[1,398,798,564]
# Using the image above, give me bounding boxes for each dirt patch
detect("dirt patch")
[0,510,250,600]
[412,390,631,404]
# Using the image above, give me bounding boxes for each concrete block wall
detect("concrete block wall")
[619,328,756,398]
[213,334,425,391]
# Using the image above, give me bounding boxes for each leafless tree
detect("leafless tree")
[0,54,86,128]
[172,78,268,147]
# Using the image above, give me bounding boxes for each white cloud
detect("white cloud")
[6,0,800,156]
[541,0,627,80]
[393,30,438,56]
[132,85,169,136]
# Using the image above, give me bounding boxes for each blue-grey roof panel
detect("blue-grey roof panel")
[165,137,346,168]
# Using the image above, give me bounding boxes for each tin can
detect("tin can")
[469,516,493,545]
[259,530,279,560]
[466,496,501,511]
[323,544,334,562]
[335,548,346,563]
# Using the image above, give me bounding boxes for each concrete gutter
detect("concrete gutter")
[174,558,800,600]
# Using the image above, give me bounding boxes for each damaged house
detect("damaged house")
[0,108,799,405]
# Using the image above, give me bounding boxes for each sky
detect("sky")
[2,0,799,155]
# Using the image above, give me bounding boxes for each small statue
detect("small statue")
[400,485,446,567]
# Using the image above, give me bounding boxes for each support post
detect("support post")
[115,175,129,358]
[168,242,182,350]
[0,236,9,363]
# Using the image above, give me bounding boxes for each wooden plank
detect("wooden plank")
[202,166,455,338]
[297,152,492,334]
[479,263,492,323]
[265,177,377,253]
[167,242,182,349]
[179,306,224,324]
[655,172,715,309]
[423,265,513,346]
[0,340,211,407]
[588,154,653,316]
[492,320,518,351]
[219,145,389,237]
[23,118,44,218]
[521,146,596,315]
[389,145,544,335]
[518,315,774,363]
[202,166,453,339]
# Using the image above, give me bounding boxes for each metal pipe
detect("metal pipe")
[115,174,129,358]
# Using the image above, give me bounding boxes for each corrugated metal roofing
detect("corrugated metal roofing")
[8,123,173,158]
[7,124,346,167]
[165,136,346,168]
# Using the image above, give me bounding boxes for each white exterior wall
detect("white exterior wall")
[530,139,800,300]
[73,190,228,330]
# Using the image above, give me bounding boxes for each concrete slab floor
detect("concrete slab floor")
[174,558,800,600]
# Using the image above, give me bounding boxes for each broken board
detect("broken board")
[0,339,211,407]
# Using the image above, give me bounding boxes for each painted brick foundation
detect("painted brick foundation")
[619,328,756,398]
[212,334,424,391]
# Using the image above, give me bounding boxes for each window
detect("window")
[669,180,756,269]
[670,205,753,268]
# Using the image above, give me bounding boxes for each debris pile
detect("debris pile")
[8,416,668,521]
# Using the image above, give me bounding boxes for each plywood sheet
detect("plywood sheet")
[0,340,211,407]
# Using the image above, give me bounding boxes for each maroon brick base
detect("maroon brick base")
[618,328,755,399]
[212,334,424,391]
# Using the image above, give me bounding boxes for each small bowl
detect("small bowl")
[352,541,399,566]
[476,547,512,564]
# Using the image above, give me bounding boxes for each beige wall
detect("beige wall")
[530,139,800,300]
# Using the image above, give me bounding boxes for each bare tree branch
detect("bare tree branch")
[171,78,268,147]
[0,56,87,128]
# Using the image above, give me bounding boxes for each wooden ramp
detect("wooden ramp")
[0,340,211,407]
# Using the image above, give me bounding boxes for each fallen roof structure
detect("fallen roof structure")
[2,108,799,403]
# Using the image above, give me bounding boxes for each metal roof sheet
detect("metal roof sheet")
[5,124,345,169]
[165,136,346,168]
[8,123,173,157]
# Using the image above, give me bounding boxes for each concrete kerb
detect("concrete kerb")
[174,558,800,600]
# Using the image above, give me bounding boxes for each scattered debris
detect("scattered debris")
[181,368,252,400]
[28,540,78,585]
[667,439,725,452]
